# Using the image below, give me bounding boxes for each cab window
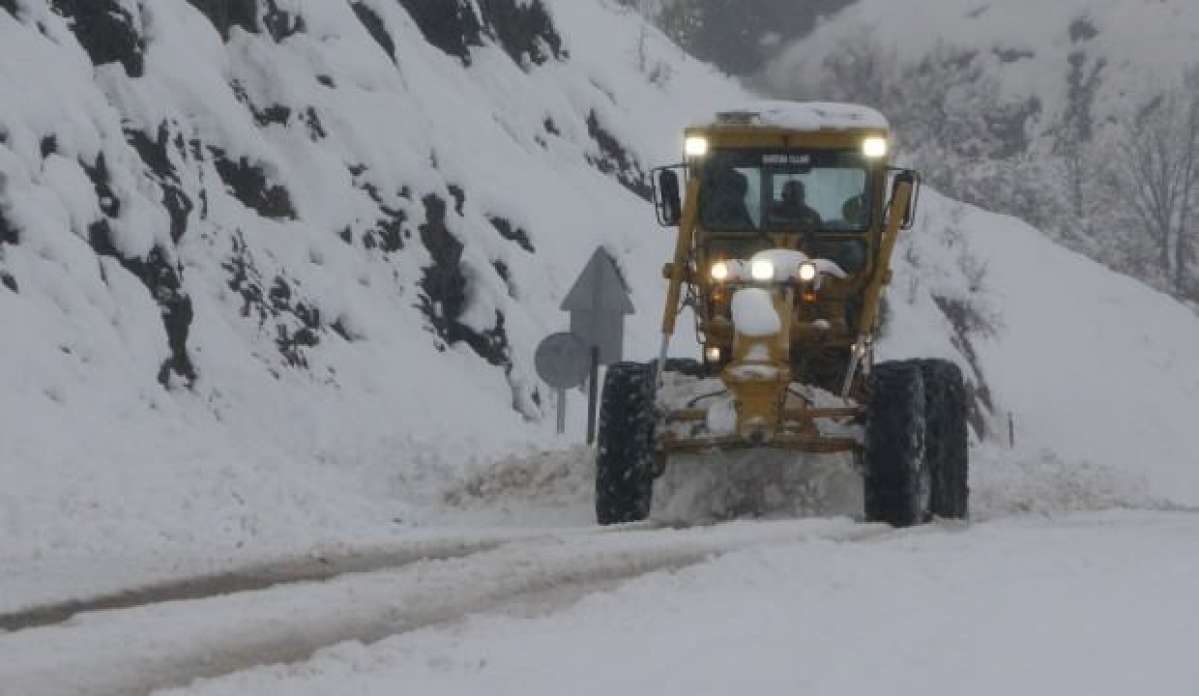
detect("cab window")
[698,149,872,233]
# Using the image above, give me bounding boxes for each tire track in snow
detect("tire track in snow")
[0,519,888,696]
[0,537,517,633]
[0,520,703,632]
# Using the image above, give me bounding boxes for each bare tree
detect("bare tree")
[1110,68,1199,294]
[1178,66,1199,297]
[812,30,897,110]
[1052,50,1106,219]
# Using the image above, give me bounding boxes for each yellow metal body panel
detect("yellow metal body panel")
[657,114,909,456]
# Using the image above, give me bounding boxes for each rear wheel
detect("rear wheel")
[919,359,969,519]
[863,361,931,527]
[595,362,657,525]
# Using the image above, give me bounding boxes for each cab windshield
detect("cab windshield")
[698,149,872,233]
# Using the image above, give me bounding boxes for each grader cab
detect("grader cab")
[595,102,969,527]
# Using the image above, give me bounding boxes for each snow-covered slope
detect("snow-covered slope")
[764,0,1199,144]
[1,0,1198,584]
[0,0,742,562]
[882,191,1199,509]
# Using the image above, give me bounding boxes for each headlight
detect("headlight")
[685,136,709,157]
[710,261,730,282]
[797,262,818,282]
[750,259,775,282]
[862,137,888,158]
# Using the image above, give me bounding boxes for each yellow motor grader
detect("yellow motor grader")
[595,102,968,527]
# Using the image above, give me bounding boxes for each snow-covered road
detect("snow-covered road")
[0,517,880,695]
[3,510,1197,696]
[164,511,1199,696]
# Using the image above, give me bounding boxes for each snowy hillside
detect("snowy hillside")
[764,0,1199,134]
[2,0,1199,604]
[762,0,1199,304]
[882,191,1199,511]
[0,0,742,565]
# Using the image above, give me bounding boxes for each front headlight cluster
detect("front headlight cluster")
[685,136,709,157]
[708,258,821,284]
[750,259,776,282]
[862,136,888,158]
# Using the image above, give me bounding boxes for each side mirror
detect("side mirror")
[654,168,683,227]
[889,170,921,230]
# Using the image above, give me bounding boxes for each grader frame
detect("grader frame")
[652,114,918,458]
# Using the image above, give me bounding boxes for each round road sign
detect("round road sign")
[535,332,590,389]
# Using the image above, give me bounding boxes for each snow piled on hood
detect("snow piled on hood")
[689,101,888,131]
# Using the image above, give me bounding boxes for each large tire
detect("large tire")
[863,361,932,527]
[919,359,969,519]
[595,362,657,525]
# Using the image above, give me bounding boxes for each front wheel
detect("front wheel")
[919,359,969,519]
[863,361,931,527]
[595,362,657,525]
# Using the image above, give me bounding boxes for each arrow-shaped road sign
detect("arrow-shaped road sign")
[561,247,634,367]
[551,248,636,444]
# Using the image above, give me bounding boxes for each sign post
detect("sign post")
[534,332,590,435]
[557,387,566,433]
[560,248,635,444]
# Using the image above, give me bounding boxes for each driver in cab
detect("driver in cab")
[769,180,822,231]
